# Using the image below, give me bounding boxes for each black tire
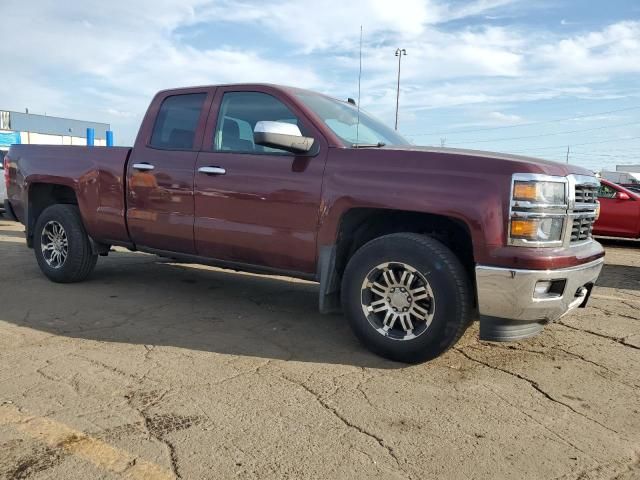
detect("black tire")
[341,233,473,363]
[34,204,97,283]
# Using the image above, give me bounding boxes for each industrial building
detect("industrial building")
[0,109,110,157]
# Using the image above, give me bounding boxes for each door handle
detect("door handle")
[132,163,155,171]
[198,166,226,175]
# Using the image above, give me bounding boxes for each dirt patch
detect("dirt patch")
[144,414,205,439]
[2,442,67,480]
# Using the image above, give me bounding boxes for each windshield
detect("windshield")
[295,92,411,147]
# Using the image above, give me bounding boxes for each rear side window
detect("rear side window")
[150,93,206,150]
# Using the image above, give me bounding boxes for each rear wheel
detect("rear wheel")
[34,204,97,283]
[341,233,473,363]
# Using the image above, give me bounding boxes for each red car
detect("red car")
[594,179,640,238]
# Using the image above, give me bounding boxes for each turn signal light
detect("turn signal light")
[513,182,538,202]
[510,217,564,242]
[510,219,538,238]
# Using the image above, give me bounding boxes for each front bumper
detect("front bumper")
[475,257,604,341]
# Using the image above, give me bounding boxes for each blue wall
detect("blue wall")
[0,131,21,147]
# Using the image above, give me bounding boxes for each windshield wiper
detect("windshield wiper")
[351,142,386,148]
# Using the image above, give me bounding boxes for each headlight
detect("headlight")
[510,217,564,242]
[509,174,568,247]
[513,180,566,205]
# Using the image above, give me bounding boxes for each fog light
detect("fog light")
[534,279,566,299]
[534,281,552,298]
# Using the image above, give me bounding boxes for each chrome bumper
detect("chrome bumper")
[475,258,604,338]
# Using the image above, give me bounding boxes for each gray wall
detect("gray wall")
[6,111,110,139]
[616,165,640,173]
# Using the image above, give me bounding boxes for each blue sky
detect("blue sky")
[1,0,639,171]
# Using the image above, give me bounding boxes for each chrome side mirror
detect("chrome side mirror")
[253,121,314,154]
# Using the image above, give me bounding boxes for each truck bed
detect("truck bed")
[6,144,132,246]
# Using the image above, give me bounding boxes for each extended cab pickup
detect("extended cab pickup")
[3,84,604,362]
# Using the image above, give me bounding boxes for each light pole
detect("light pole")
[394,48,407,131]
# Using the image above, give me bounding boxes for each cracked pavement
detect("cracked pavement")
[0,218,638,479]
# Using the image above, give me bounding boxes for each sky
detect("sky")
[1,0,639,172]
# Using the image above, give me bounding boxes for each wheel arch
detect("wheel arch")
[26,182,79,248]
[317,207,475,314]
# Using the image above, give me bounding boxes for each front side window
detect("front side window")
[295,92,410,147]
[598,184,617,199]
[214,92,301,155]
[150,93,206,150]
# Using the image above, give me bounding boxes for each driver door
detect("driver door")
[193,88,328,274]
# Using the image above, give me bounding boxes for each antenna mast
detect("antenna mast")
[356,25,363,145]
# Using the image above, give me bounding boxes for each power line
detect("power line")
[405,105,640,137]
[571,151,640,157]
[450,121,640,145]
[572,148,640,153]
[569,150,640,155]
[508,135,640,153]
[567,152,640,158]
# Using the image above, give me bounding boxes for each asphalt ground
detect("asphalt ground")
[0,217,638,479]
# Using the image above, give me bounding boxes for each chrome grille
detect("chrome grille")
[575,185,598,205]
[570,178,599,244]
[571,216,596,242]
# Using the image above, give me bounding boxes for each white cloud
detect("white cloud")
[198,0,521,53]
[536,21,640,78]
[0,0,638,144]
[200,0,438,52]
[444,0,516,22]
[0,0,323,142]
[106,108,137,118]
[488,111,523,124]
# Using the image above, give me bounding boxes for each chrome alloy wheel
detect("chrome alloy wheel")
[41,220,68,269]
[361,262,436,341]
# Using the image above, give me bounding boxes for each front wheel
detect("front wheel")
[34,204,97,283]
[341,233,473,363]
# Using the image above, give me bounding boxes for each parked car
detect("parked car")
[3,84,604,363]
[593,179,640,239]
[620,184,640,194]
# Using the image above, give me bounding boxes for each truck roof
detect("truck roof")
[154,84,344,105]
[156,83,318,96]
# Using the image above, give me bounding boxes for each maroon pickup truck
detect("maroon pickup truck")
[3,84,604,363]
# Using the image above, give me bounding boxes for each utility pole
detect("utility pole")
[356,25,363,144]
[25,108,30,144]
[394,48,407,131]
[566,145,570,164]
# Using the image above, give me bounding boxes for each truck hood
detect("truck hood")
[376,145,595,177]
